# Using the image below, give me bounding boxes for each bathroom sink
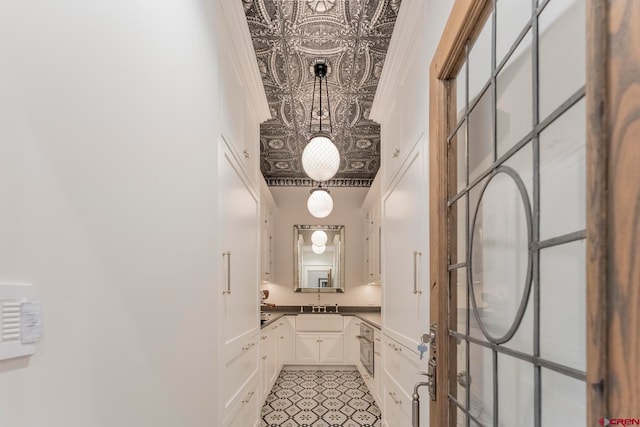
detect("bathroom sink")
[296,314,343,332]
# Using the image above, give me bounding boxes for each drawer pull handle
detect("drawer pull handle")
[389,391,402,405]
[413,250,422,294]
[262,355,267,360]
[241,391,255,404]
[222,251,231,295]
[242,342,255,351]
[388,342,402,352]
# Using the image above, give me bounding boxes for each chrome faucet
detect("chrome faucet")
[310,304,327,313]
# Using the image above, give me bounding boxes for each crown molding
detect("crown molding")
[370,0,425,124]
[218,0,271,123]
[265,177,374,188]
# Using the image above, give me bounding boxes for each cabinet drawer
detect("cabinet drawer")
[223,334,259,415]
[383,373,411,427]
[383,335,425,397]
[222,371,260,427]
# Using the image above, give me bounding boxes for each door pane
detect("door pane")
[454,122,467,192]
[469,89,493,181]
[451,197,466,265]
[470,172,530,340]
[468,14,493,104]
[541,369,586,426]
[453,267,468,334]
[468,343,493,425]
[539,0,586,120]
[457,62,467,121]
[540,241,586,371]
[454,338,468,403]
[539,99,586,239]
[496,31,533,157]
[498,354,534,427]
[496,0,531,65]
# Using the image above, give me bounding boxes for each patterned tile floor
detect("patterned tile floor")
[261,369,382,427]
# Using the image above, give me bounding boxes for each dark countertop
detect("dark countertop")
[260,308,381,330]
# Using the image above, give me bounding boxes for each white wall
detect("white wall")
[0,1,245,425]
[263,187,381,307]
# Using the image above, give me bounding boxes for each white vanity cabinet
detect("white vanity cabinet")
[259,317,294,402]
[294,333,344,364]
[292,314,346,364]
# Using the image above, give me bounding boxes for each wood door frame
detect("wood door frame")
[428,0,640,425]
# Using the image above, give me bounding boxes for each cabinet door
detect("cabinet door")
[371,204,382,283]
[222,372,260,427]
[266,324,279,386]
[259,203,273,282]
[374,329,383,406]
[219,137,259,346]
[295,334,319,363]
[382,140,429,350]
[319,334,344,363]
[260,332,269,400]
[344,318,360,364]
[278,318,293,365]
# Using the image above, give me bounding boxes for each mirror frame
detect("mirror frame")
[293,225,345,293]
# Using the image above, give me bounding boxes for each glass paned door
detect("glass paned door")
[445,0,587,425]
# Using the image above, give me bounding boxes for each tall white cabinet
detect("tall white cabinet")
[218,136,261,427]
[382,138,430,350]
[214,0,274,423]
[362,177,382,285]
[369,2,436,424]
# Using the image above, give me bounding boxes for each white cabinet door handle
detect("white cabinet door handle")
[223,251,231,295]
[413,251,422,294]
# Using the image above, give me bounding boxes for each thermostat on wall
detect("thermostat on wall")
[0,283,41,361]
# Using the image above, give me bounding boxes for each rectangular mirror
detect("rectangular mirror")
[293,225,345,293]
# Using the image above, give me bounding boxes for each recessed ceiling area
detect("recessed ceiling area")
[243,0,402,187]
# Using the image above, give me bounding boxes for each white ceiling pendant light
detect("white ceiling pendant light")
[311,230,328,246]
[312,244,326,254]
[307,187,333,218]
[302,60,340,182]
[302,135,340,182]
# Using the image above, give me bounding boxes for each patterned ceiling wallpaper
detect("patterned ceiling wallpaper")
[243,0,402,186]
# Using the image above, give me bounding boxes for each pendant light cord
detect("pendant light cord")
[309,73,317,133]
[325,73,332,133]
[308,61,333,134]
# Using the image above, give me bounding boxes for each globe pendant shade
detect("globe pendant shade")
[311,230,328,246]
[307,189,333,218]
[302,135,340,182]
[312,244,326,255]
